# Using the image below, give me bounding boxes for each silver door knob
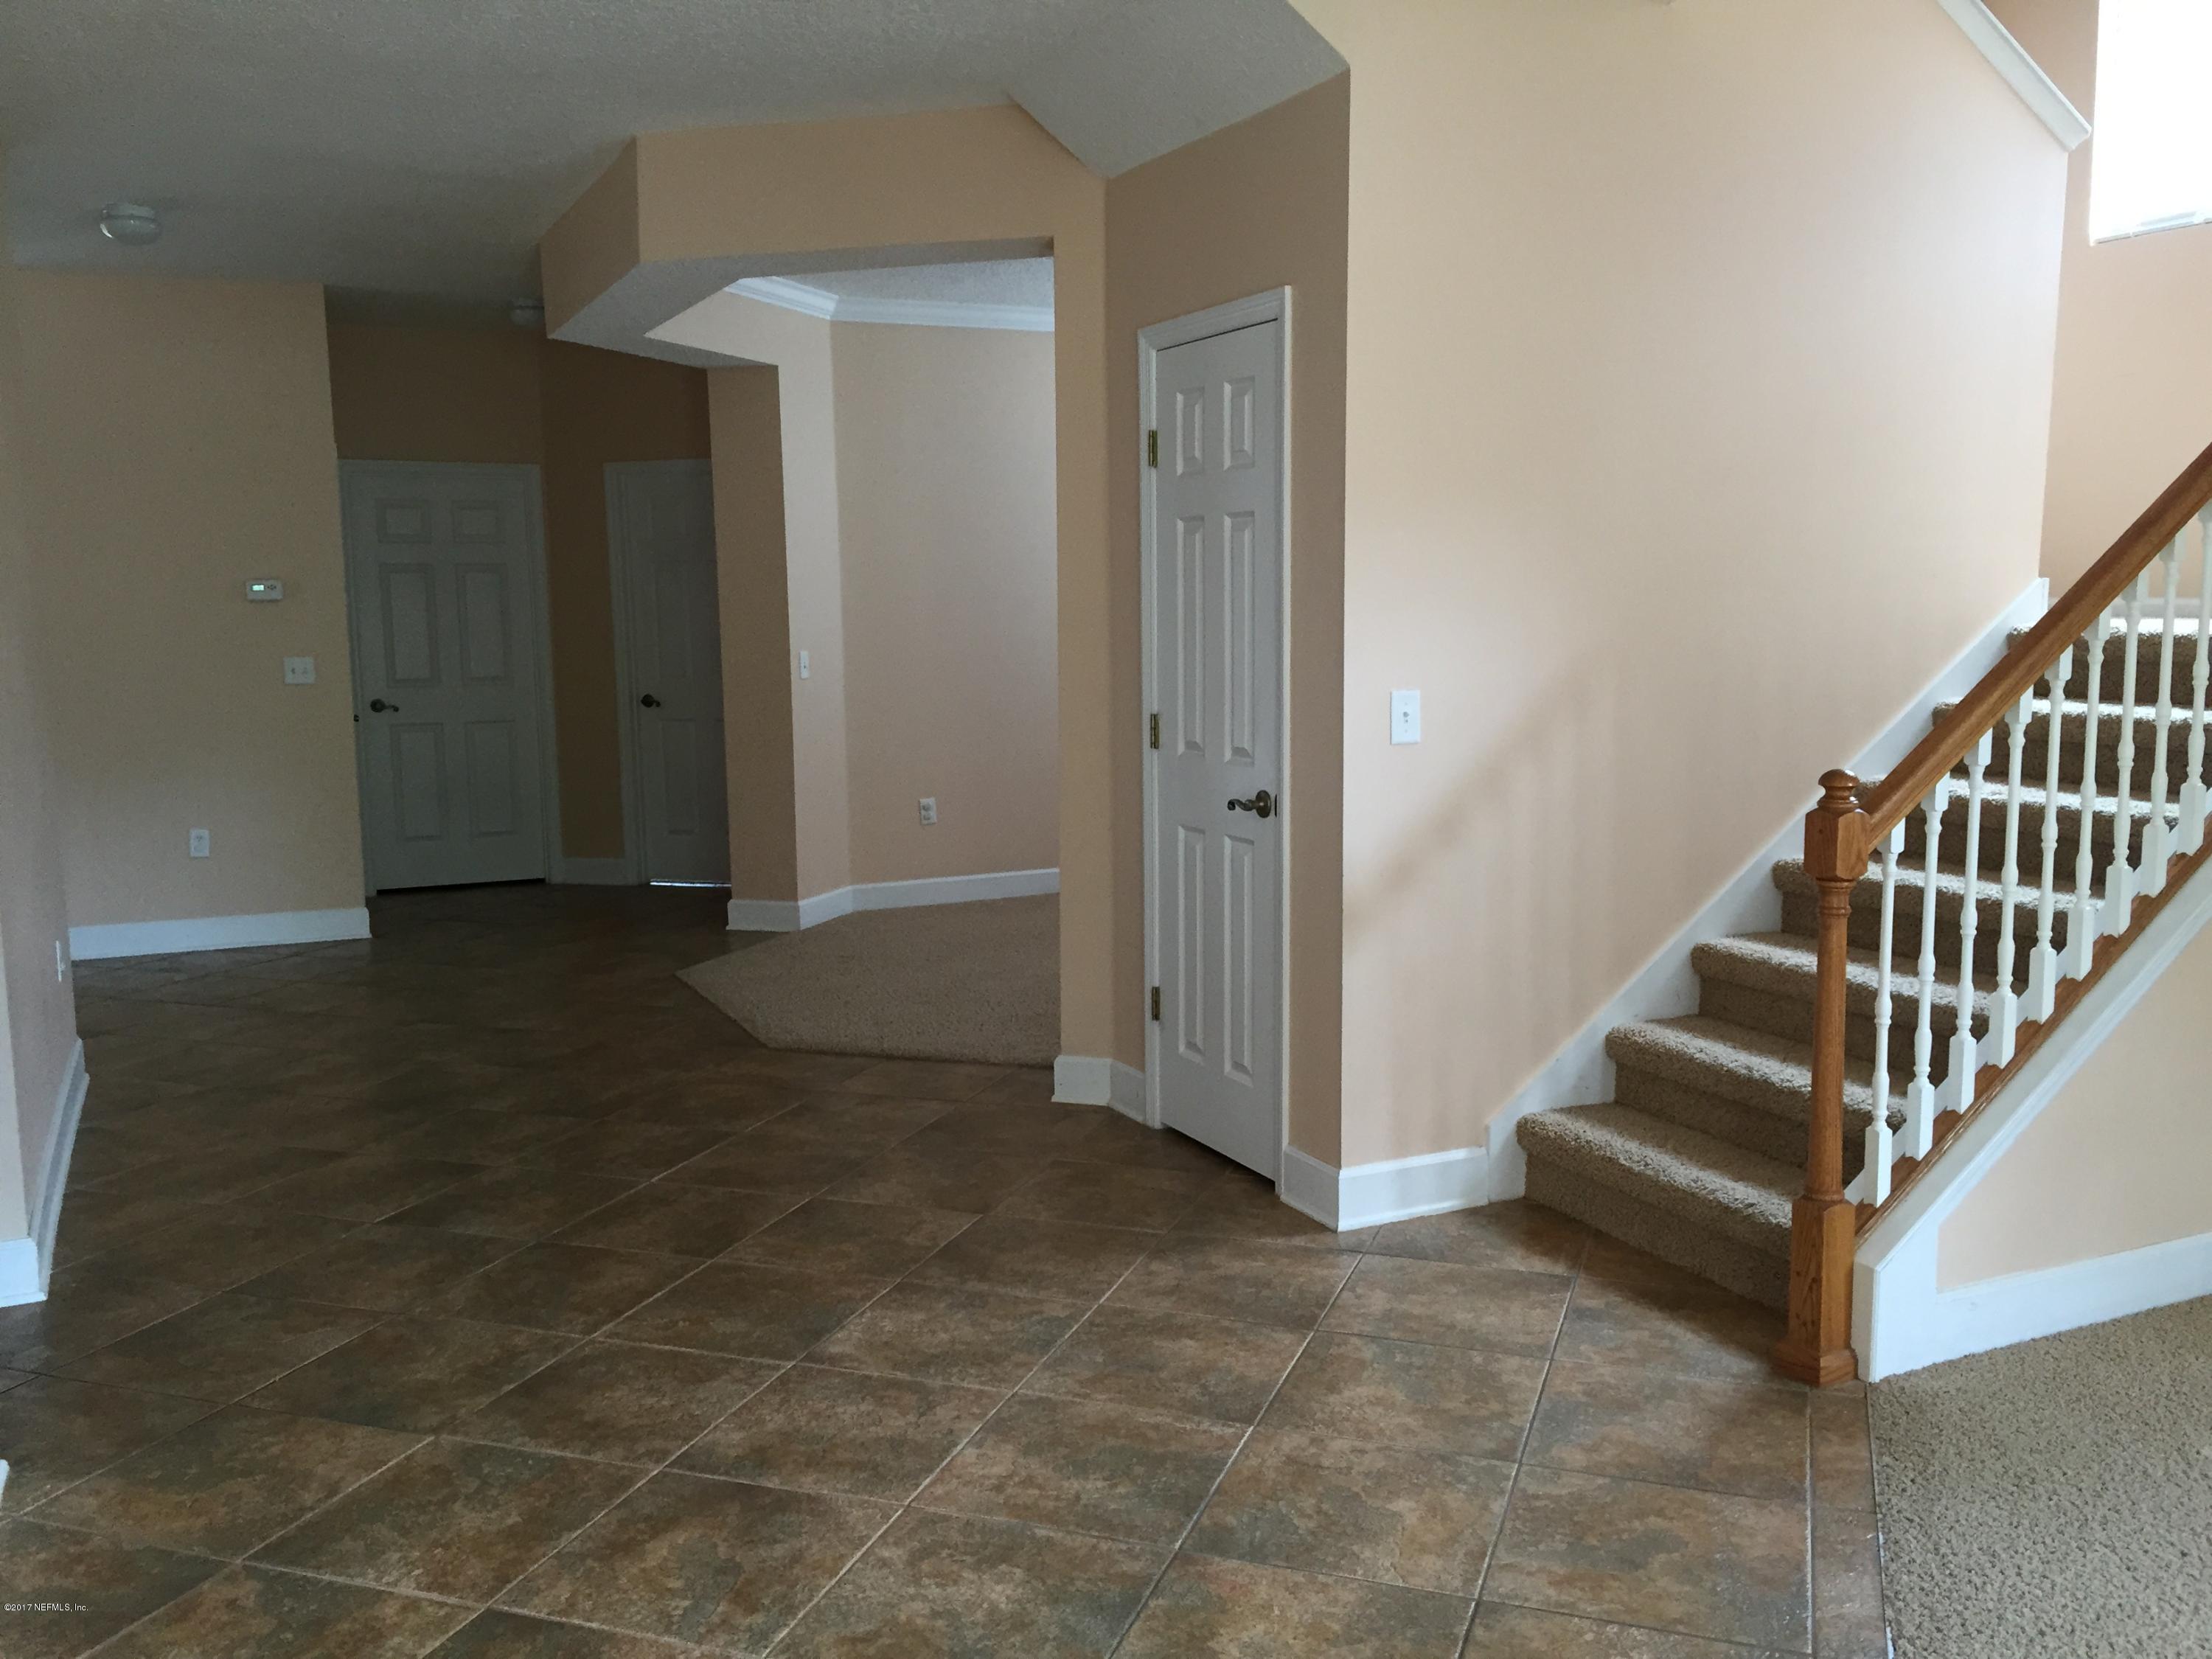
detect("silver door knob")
[1226,790,1276,819]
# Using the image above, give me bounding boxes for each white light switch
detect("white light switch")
[1390,689,1422,745]
[283,656,316,685]
[189,828,211,859]
[798,650,811,681]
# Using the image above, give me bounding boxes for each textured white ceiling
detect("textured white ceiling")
[1,0,1340,304]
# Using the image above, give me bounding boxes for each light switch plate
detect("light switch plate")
[283,656,316,685]
[1390,689,1422,745]
[189,828,211,859]
[799,649,811,681]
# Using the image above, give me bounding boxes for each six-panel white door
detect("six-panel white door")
[343,464,552,891]
[1150,320,1285,1179]
[610,461,729,886]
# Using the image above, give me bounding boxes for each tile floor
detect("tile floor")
[0,885,1888,1657]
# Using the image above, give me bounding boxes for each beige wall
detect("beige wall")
[1105,77,1351,1158]
[660,292,854,901]
[832,321,1059,885]
[0,177,79,1245]
[1294,0,2067,1164]
[707,366,804,902]
[1940,920,2212,1287]
[1989,0,2212,592]
[544,107,1113,1048]
[325,324,711,860]
[20,272,366,929]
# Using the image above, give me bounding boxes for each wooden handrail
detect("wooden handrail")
[1778,435,2212,1388]
[1862,435,2212,838]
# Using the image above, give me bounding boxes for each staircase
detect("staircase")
[1513,433,2212,1368]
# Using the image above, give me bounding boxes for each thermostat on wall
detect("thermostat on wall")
[246,579,284,602]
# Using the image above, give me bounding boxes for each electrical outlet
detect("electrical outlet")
[918,797,938,827]
[189,828,211,859]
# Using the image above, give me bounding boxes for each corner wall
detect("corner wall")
[0,175,80,1279]
[1105,76,1351,1160]
[1989,0,2212,591]
[19,272,366,937]
[1294,0,2068,1167]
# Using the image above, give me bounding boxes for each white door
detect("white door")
[1148,319,1285,1179]
[343,464,552,891]
[611,461,729,886]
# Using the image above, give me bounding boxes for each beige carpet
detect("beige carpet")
[1871,1297,2212,1659]
[680,894,1057,1066]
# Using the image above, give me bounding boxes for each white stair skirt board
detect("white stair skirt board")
[1854,846,2212,1380]
[1053,1056,1147,1121]
[555,857,636,886]
[0,1040,86,1307]
[1281,1144,1491,1234]
[1484,578,2052,1202]
[727,868,1060,933]
[68,907,373,961]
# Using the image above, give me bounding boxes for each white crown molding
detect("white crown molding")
[1936,0,2090,151]
[729,276,1053,333]
[68,907,372,961]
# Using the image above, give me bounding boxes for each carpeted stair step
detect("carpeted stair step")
[1607,1014,1892,1175]
[2023,619,2209,706]
[1771,857,2079,978]
[1517,1102,1793,1308]
[1891,773,2166,878]
[1691,931,1992,1077]
[1940,696,2211,797]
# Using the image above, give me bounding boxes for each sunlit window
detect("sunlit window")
[2090,0,2212,240]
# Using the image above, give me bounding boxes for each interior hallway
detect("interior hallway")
[3,888,1879,1657]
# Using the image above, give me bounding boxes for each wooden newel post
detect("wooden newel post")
[1775,769,1870,1386]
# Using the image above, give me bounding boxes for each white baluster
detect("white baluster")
[1993,688,2029,1063]
[1904,785,1943,1160]
[2070,607,2110,977]
[2140,540,2183,892]
[1951,732,1992,1113]
[2106,571,2148,934]
[2182,509,2212,856]
[2029,647,2070,1022]
[1862,820,1904,1206]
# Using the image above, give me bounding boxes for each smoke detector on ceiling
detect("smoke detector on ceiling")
[97,203,161,246]
[509,298,545,330]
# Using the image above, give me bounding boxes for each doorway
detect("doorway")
[340,461,557,891]
[1141,292,1291,1181]
[608,459,729,887]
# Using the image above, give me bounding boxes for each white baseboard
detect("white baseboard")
[0,1039,86,1307]
[1865,1231,2212,1381]
[1281,1142,1490,1232]
[1053,1054,1147,1121]
[731,868,1060,933]
[68,907,373,961]
[555,857,636,886]
[1856,848,2212,1378]
[1483,577,2051,1200]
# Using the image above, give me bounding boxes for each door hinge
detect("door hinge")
[1150,985,1161,1021]
[1148,712,1160,750]
[1147,429,1159,468]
